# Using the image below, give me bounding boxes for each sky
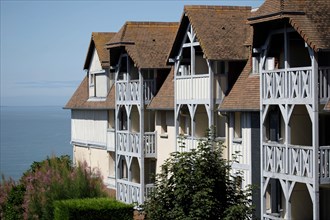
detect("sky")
[0,0,263,106]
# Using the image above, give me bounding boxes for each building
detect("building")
[66,1,330,219]
[247,0,330,219]
[65,32,117,195]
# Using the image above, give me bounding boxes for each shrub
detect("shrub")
[144,129,253,220]
[20,155,107,220]
[54,198,133,220]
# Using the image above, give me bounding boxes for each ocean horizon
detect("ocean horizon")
[0,105,72,181]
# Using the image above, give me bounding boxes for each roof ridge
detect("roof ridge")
[184,5,251,10]
[125,21,179,27]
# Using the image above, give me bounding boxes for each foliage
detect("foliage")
[0,155,108,220]
[0,175,17,219]
[54,197,134,220]
[3,184,26,220]
[144,129,253,220]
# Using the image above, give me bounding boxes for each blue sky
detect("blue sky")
[0,0,263,106]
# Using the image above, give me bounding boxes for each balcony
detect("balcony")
[117,179,141,204]
[144,132,157,158]
[262,143,330,184]
[261,66,330,104]
[175,74,210,103]
[116,79,155,103]
[116,131,157,158]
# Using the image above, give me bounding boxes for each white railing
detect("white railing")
[231,139,244,164]
[175,74,210,101]
[116,80,155,103]
[263,143,313,179]
[145,183,155,199]
[320,146,330,184]
[116,131,140,156]
[319,67,330,103]
[177,136,204,152]
[262,66,330,103]
[144,132,157,158]
[262,67,313,102]
[288,144,313,178]
[117,179,141,204]
[263,213,282,220]
[106,129,115,151]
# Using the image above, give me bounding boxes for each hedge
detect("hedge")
[54,198,134,220]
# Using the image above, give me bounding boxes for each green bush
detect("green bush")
[3,184,25,220]
[54,198,133,220]
[144,128,253,220]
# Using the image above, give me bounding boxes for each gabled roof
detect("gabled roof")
[64,76,115,110]
[147,67,174,110]
[168,5,252,61]
[106,22,179,69]
[248,0,330,51]
[84,32,116,69]
[219,56,260,112]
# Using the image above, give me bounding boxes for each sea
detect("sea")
[0,106,72,181]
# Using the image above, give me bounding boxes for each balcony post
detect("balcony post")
[309,47,319,220]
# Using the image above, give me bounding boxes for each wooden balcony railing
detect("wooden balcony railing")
[117,179,141,204]
[263,143,330,184]
[144,132,157,158]
[175,74,210,102]
[116,79,155,103]
[319,67,330,103]
[261,66,330,104]
[117,131,157,158]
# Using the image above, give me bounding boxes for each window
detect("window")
[234,112,242,139]
[160,111,167,134]
[215,61,227,75]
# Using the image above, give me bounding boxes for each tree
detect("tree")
[144,129,253,220]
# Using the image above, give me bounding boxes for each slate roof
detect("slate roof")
[84,32,116,69]
[106,22,179,69]
[248,0,330,51]
[64,76,116,110]
[147,67,174,110]
[219,56,260,111]
[169,5,252,61]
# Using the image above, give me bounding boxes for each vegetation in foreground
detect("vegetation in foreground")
[0,155,108,220]
[144,129,254,220]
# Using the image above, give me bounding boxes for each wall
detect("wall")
[155,110,176,174]
[73,145,109,182]
[291,183,312,220]
[71,110,107,145]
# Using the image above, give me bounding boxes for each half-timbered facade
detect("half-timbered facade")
[248,0,330,219]
[105,22,178,204]
[168,6,252,153]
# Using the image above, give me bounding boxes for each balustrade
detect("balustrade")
[117,179,141,204]
[262,66,330,104]
[175,74,210,102]
[116,80,155,103]
[263,143,330,184]
[144,132,157,158]
[320,146,330,184]
[117,131,157,157]
[319,67,330,103]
